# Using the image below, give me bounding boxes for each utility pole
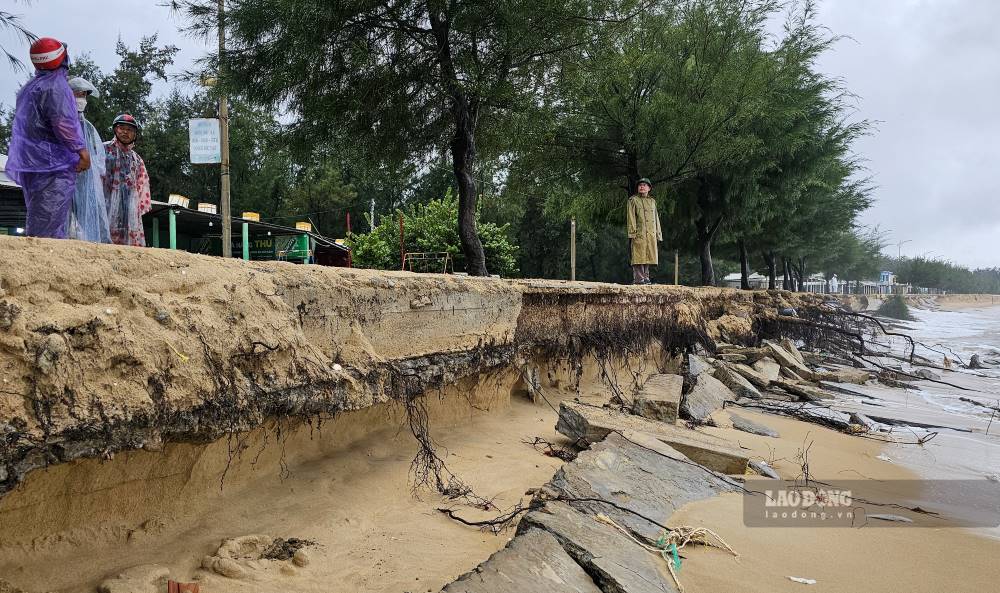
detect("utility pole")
[218,0,232,258]
[370,198,376,231]
[674,250,679,285]
[570,217,576,281]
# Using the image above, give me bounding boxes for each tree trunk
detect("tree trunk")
[450,94,488,276]
[738,239,751,290]
[695,216,722,286]
[763,251,777,290]
[782,257,791,291]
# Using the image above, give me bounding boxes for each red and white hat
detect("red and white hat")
[30,37,67,70]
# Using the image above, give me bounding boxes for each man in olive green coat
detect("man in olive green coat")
[627,178,661,285]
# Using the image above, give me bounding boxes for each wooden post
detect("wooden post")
[168,209,177,250]
[570,217,576,281]
[674,250,679,285]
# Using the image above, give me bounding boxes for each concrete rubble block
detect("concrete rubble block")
[780,338,807,365]
[632,374,684,423]
[728,413,779,438]
[773,379,834,402]
[547,432,734,540]
[752,357,781,383]
[815,366,872,385]
[520,501,680,593]
[441,527,602,593]
[718,353,747,363]
[712,364,762,400]
[687,353,715,379]
[780,366,806,382]
[762,340,815,379]
[728,363,771,390]
[681,373,736,422]
[556,402,748,474]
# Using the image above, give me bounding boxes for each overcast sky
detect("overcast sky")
[3,1,999,268]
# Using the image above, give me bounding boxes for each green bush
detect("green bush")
[348,189,519,277]
[876,295,915,321]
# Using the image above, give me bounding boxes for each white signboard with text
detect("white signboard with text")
[189,118,222,164]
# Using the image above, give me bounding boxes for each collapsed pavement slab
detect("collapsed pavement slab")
[763,340,815,380]
[681,373,737,422]
[713,364,762,400]
[752,357,781,382]
[687,354,716,379]
[773,379,835,402]
[441,527,602,593]
[632,374,683,423]
[546,432,736,541]
[520,501,679,593]
[556,402,749,474]
[728,413,779,438]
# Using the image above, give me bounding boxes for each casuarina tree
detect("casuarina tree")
[171,0,644,275]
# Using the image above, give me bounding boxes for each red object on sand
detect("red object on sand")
[167,581,200,593]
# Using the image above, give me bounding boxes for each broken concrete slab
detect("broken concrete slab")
[713,364,762,400]
[780,338,807,365]
[815,366,872,385]
[773,379,834,402]
[520,501,679,593]
[752,357,781,382]
[681,373,737,422]
[555,401,749,474]
[441,527,602,593]
[780,366,806,382]
[718,353,747,363]
[763,340,814,379]
[730,362,771,389]
[545,432,735,541]
[687,353,715,379]
[729,413,779,438]
[632,374,683,423]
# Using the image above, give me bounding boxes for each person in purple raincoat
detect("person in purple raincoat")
[3,37,91,239]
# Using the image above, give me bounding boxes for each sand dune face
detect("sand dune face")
[0,236,820,499]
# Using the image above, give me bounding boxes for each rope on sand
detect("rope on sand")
[595,513,738,593]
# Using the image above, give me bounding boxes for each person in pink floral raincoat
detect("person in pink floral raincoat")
[103,113,151,246]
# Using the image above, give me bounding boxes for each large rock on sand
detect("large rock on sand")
[681,373,736,422]
[442,528,601,593]
[631,374,683,423]
[687,353,715,379]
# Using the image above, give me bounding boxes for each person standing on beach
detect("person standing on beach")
[3,37,91,239]
[67,77,110,243]
[627,177,662,285]
[104,113,151,246]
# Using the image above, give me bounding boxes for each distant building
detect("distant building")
[722,272,768,289]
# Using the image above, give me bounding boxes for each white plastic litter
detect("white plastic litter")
[788,577,817,585]
[876,453,893,462]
